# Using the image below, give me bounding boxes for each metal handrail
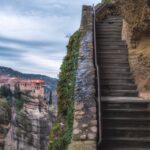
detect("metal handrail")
[93,5,102,146]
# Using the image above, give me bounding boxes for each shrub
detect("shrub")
[102,0,112,3]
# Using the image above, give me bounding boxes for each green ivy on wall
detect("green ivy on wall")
[48,31,80,150]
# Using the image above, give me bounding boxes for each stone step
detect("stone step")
[103,117,150,128]
[96,32,122,36]
[101,90,138,97]
[98,45,127,49]
[96,26,122,29]
[96,39,124,42]
[96,40,126,44]
[98,16,122,20]
[102,137,150,148]
[98,57,129,65]
[96,28,122,31]
[96,20,122,24]
[102,109,150,118]
[101,79,134,84]
[101,67,130,73]
[101,97,149,109]
[98,53,128,57]
[99,59,129,63]
[97,20,122,23]
[101,72,132,77]
[98,24,122,27]
[96,31,121,34]
[96,29,122,32]
[101,148,150,150]
[99,54,128,59]
[98,49,128,53]
[105,17,122,20]
[101,84,137,90]
[97,42,127,46]
[100,63,130,68]
[96,33,121,40]
[104,19,122,22]
[103,128,150,138]
[101,75,133,80]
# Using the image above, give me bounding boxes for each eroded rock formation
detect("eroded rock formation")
[117,0,150,99]
[116,0,150,41]
[1,95,54,150]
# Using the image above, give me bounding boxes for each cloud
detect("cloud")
[0,0,100,78]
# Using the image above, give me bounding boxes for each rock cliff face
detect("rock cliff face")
[1,94,53,150]
[115,0,150,99]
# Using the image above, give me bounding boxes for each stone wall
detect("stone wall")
[68,5,97,150]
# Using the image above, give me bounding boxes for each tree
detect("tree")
[49,90,52,105]
[14,85,24,111]
[0,86,12,98]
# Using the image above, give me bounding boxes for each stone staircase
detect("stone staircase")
[96,16,150,149]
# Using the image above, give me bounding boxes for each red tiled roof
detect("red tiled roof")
[19,80,45,84]
[31,80,45,84]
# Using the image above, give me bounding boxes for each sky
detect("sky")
[0,0,100,78]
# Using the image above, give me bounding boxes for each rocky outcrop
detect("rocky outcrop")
[4,95,54,150]
[116,0,150,43]
[119,1,150,99]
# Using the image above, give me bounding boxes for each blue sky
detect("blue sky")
[0,0,99,78]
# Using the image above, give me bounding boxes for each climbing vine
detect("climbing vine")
[48,31,80,150]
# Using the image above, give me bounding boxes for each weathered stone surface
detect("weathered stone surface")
[75,111,85,116]
[75,116,83,120]
[90,120,97,126]
[73,129,81,135]
[87,133,97,140]
[81,124,88,128]
[89,107,96,113]
[73,120,79,129]
[75,102,84,111]
[80,134,87,140]
[90,126,97,133]
[68,141,96,150]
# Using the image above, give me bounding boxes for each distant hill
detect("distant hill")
[0,66,58,91]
